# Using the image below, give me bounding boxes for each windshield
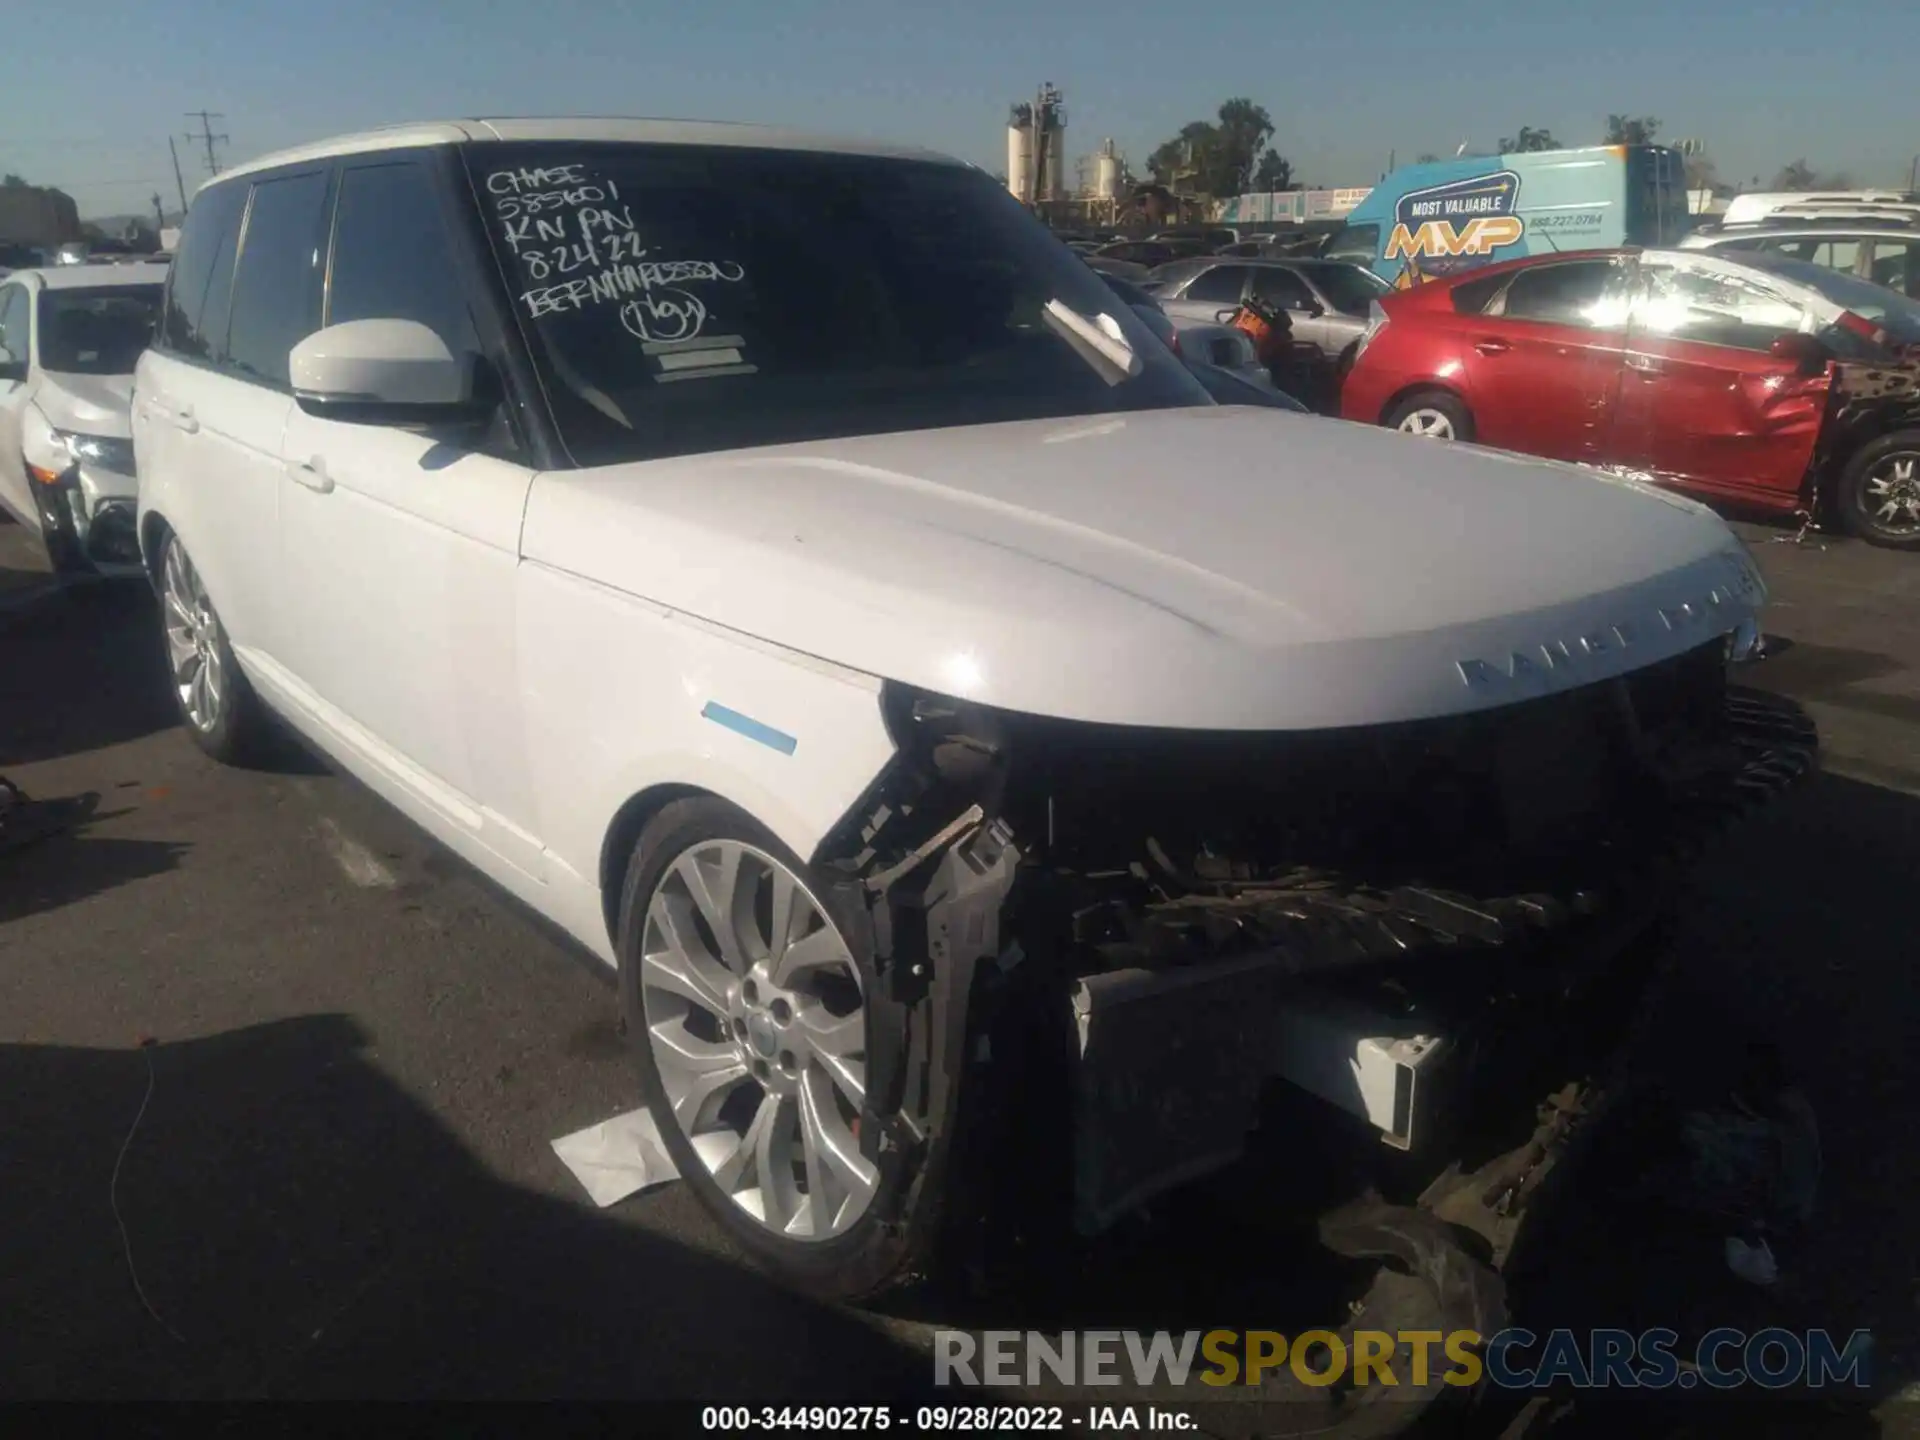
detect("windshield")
[36,284,162,375]
[1300,262,1391,315]
[1321,223,1379,266]
[469,143,1208,466]
[1743,254,1920,341]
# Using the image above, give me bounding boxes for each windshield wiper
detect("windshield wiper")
[1042,299,1144,386]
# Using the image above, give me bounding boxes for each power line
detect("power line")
[184,111,228,177]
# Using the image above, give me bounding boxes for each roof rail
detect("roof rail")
[1712,211,1920,230]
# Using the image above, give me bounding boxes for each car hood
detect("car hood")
[36,371,135,437]
[521,408,1763,730]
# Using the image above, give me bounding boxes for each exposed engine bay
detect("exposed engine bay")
[808,640,1819,1271]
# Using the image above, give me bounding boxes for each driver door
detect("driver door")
[273,154,546,882]
[1604,255,1831,507]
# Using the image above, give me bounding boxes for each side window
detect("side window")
[1183,265,1248,302]
[1634,264,1808,352]
[1868,240,1918,298]
[325,162,479,357]
[1492,261,1621,327]
[0,284,29,364]
[160,181,248,359]
[1450,271,1509,314]
[225,171,331,388]
[1250,267,1314,310]
[1323,224,1379,264]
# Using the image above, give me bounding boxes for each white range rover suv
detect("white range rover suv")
[135,119,1815,1304]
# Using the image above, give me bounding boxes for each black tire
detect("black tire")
[1835,430,1920,550]
[157,531,268,764]
[616,795,939,1302]
[1383,388,1475,443]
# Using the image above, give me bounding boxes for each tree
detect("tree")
[1252,148,1293,192]
[1771,158,1855,190]
[1415,153,1441,165]
[1148,98,1275,198]
[1604,114,1661,145]
[1497,126,1560,153]
[1,173,27,188]
[1213,98,1274,195]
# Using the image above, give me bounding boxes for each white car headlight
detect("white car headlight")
[58,430,136,475]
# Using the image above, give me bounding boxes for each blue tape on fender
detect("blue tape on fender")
[701,701,798,756]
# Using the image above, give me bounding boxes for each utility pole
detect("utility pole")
[167,135,190,213]
[184,111,227,176]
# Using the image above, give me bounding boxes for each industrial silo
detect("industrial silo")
[1007,105,1034,202]
[1094,139,1121,200]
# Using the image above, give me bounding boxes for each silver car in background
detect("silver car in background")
[1144,256,1391,369]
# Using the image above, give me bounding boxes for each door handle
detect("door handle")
[1472,338,1511,355]
[289,457,334,494]
[1625,353,1664,374]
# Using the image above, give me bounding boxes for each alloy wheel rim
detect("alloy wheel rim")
[1399,409,1455,439]
[161,541,225,733]
[641,839,876,1241]
[1864,454,1920,537]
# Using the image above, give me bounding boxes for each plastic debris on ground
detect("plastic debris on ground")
[551,1106,680,1207]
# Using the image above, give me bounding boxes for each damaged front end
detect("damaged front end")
[810,643,1818,1261]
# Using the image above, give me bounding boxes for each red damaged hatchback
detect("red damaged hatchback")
[1340,247,1920,548]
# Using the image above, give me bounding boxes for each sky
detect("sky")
[5,0,1913,220]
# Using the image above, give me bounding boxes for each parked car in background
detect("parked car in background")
[0,262,165,574]
[1082,253,1153,283]
[1092,238,1213,269]
[1341,246,1920,546]
[135,120,1807,1310]
[1150,226,1238,248]
[1099,272,1290,400]
[1716,190,1917,228]
[1680,217,1920,300]
[1147,256,1391,371]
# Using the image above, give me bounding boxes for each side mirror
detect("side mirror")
[1769,332,1830,375]
[1298,301,1326,318]
[0,345,25,384]
[290,319,485,426]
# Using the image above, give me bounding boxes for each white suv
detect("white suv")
[135,119,1815,1302]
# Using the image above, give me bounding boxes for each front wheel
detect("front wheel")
[1384,389,1474,442]
[616,796,939,1301]
[1836,431,1920,550]
[157,532,267,762]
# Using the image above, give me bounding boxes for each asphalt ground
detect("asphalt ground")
[3,509,1919,1433]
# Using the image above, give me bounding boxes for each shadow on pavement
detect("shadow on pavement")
[0,582,176,766]
[0,1015,937,1402]
[0,576,327,775]
[0,801,190,923]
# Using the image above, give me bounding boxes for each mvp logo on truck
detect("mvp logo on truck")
[1386,170,1525,287]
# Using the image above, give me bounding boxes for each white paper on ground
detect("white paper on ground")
[551,1106,681,1207]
